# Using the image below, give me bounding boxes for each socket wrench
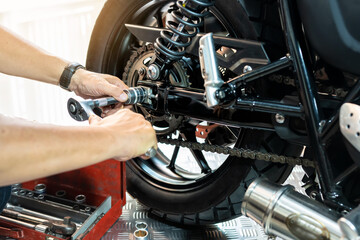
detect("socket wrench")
[67,86,152,121]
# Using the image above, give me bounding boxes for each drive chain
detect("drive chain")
[158,137,316,168]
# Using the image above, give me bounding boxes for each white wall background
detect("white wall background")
[0,0,106,125]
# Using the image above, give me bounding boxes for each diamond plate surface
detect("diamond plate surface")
[102,166,305,240]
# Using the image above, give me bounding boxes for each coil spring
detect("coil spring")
[155,0,214,63]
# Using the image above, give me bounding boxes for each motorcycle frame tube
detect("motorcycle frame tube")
[278,0,346,204]
[157,86,276,131]
[155,86,303,118]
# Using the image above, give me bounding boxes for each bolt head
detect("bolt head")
[69,103,76,113]
[139,68,146,76]
[147,64,160,80]
[310,191,317,199]
[216,90,226,100]
[243,65,253,73]
[275,113,285,124]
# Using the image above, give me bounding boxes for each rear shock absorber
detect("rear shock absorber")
[154,0,214,66]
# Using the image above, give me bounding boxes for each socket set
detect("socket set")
[0,160,126,240]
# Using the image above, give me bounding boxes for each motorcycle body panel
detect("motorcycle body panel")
[297,0,360,75]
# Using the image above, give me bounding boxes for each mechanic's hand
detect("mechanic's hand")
[89,109,157,161]
[68,69,129,102]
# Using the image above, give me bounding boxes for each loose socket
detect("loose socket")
[135,222,148,231]
[85,207,92,213]
[55,190,66,198]
[19,189,26,196]
[134,229,148,240]
[75,194,86,204]
[34,183,46,194]
[11,184,22,190]
[26,192,34,197]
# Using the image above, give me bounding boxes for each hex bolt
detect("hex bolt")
[275,113,285,124]
[38,194,44,200]
[34,183,46,194]
[243,65,253,73]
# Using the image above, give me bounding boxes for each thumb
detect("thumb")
[89,114,102,125]
[101,81,128,102]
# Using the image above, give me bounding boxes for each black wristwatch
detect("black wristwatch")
[59,62,85,91]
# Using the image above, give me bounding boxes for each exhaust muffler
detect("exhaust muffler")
[241,178,342,240]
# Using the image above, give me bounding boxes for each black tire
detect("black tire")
[86,0,298,225]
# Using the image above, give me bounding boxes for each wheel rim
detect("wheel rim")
[104,0,255,191]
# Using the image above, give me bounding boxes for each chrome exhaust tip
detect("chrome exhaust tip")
[241,178,342,240]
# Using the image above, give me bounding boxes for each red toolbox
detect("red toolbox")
[0,160,126,240]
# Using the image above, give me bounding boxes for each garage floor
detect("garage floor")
[102,166,306,240]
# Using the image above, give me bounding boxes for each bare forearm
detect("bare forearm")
[0,26,68,85]
[0,116,114,186]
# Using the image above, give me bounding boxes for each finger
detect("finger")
[103,75,129,89]
[103,107,124,117]
[101,103,124,117]
[88,114,102,124]
[99,81,128,102]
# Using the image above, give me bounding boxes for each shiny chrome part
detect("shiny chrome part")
[34,183,46,193]
[34,224,49,233]
[0,215,49,233]
[135,222,148,231]
[241,178,342,240]
[5,203,80,227]
[75,195,86,204]
[338,205,360,240]
[68,86,153,121]
[144,147,157,158]
[134,229,149,240]
[243,65,253,73]
[340,103,360,152]
[275,113,286,124]
[147,64,160,80]
[199,33,224,107]
[72,196,111,239]
[0,215,36,229]
[2,209,49,224]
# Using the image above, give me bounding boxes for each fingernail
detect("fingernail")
[119,93,128,102]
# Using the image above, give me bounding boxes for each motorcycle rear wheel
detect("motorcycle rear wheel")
[86,0,298,225]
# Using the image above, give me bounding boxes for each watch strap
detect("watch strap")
[59,62,85,91]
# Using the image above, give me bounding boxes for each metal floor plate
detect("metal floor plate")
[102,166,305,240]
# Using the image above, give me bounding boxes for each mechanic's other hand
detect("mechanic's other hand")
[68,69,129,102]
[89,109,157,161]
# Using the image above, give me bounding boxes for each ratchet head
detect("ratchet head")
[67,97,95,121]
